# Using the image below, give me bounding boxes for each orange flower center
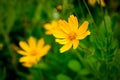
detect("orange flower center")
[30,50,38,56]
[68,32,77,41]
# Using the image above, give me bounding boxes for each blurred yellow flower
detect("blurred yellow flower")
[88,0,106,7]
[44,21,58,35]
[56,5,62,11]
[97,0,106,7]
[52,15,90,53]
[17,37,51,67]
[0,43,3,50]
[88,0,96,6]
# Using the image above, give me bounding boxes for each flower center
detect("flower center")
[68,32,77,41]
[30,50,38,56]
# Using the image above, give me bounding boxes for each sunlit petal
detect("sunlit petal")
[19,56,30,62]
[60,42,72,53]
[44,23,52,30]
[52,29,67,38]
[58,20,71,34]
[28,37,36,49]
[44,21,59,35]
[55,39,69,44]
[72,40,79,49]
[77,30,90,39]
[17,50,27,55]
[45,31,52,34]
[52,21,58,28]
[19,41,30,52]
[19,56,36,62]
[38,45,51,57]
[37,38,44,49]
[68,15,78,32]
[22,58,37,67]
[22,63,33,67]
[77,21,88,35]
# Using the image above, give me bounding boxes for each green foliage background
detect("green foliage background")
[0,0,120,80]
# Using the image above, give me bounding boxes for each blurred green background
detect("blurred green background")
[0,0,120,80]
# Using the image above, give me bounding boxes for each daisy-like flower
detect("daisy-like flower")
[88,0,106,7]
[17,37,51,67]
[44,21,58,35]
[52,15,90,53]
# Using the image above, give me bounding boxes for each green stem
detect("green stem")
[82,0,97,29]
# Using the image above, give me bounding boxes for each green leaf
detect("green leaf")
[6,8,16,33]
[30,68,42,80]
[99,14,112,37]
[56,74,71,80]
[34,62,49,70]
[0,21,4,34]
[104,14,112,34]
[87,56,96,64]
[79,68,90,75]
[99,62,107,77]
[68,60,81,72]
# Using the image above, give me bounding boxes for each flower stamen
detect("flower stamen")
[68,32,77,41]
[30,50,38,56]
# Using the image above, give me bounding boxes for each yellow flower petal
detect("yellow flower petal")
[37,38,44,49]
[77,30,90,39]
[19,56,36,63]
[22,59,38,67]
[52,21,58,28]
[45,31,52,35]
[22,62,33,67]
[28,37,36,49]
[55,39,69,44]
[72,39,79,49]
[97,0,106,7]
[44,21,58,35]
[77,21,88,35]
[44,23,51,30]
[58,20,71,34]
[52,29,67,38]
[38,45,51,57]
[44,24,53,34]
[19,56,29,62]
[60,42,72,53]
[88,0,96,6]
[19,41,30,52]
[17,50,27,55]
[68,15,78,32]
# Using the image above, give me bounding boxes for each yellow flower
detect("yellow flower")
[97,0,106,7]
[0,43,3,50]
[17,37,51,67]
[56,5,62,11]
[52,15,90,53]
[44,21,58,35]
[88,0,96,6]
[88,0,106,7]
